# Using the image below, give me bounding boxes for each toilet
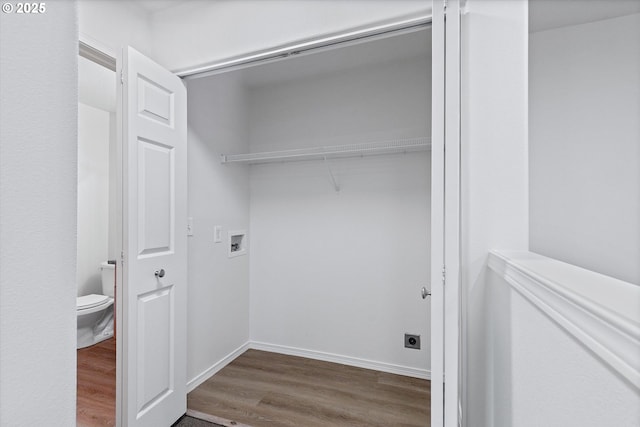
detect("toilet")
[77,261,115,349]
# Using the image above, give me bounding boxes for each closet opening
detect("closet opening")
[184,25,433,427]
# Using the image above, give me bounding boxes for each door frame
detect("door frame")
[431,1,462,426]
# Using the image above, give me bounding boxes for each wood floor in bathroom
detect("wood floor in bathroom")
[77,337,116,427]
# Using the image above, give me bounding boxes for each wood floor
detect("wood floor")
[77,337,116,427]
[188,350,430,427]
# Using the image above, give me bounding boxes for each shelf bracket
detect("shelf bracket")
[323,156,340,192]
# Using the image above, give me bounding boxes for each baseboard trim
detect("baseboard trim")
[187,341,250,392]
[249,341,430,380]
[186,340,430,393]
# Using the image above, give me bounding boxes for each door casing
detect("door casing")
[431,1,462,426]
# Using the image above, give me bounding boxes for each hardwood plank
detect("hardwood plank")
[77,338,116,427]
[188,350,430,427]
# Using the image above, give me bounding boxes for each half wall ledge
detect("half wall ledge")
[487,250,640,390]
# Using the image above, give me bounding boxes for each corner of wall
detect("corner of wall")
[185,73,251,382]
[460,0,529,425]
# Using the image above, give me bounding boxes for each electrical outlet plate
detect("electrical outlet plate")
[404,333,421,350]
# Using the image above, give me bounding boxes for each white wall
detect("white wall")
[485,270,640,426]
[78,0,153,61]
[108,111,118,262]
[77,54,117,296]
[185,73,251,385]
[248,56,431,374]
[77,103,111,296]
[78,55,116,112]
[0,1,78,424]
[460,0,529,425]
[150,0,431,72]
[529,14,640,285]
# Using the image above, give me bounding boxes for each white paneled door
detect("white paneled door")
[120,46,187,427]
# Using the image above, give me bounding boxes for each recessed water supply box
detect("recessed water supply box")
[228,230,247,258]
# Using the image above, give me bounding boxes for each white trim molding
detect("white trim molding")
[187,342,251,392]
[488,250,640,390]
[186,340,430,395]
[250,341,431,380]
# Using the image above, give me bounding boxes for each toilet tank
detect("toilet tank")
[100,261,115,297]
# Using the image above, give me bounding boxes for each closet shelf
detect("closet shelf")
[220,137,431,165]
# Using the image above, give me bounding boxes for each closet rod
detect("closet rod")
[178,15,432,79]
[79,40,116,71]
[220,137,431,165]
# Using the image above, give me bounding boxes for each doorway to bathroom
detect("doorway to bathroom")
[76,50,118,427]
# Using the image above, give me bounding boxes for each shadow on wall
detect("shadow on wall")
[466,266,513,426]
[486,269,513,425]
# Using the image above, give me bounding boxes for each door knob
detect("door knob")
[421,286,431,299]
[155,269,165,278]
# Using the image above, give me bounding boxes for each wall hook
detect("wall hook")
[323,156,340,192]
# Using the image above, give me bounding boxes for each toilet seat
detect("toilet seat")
[76,293,114,349]
[77,294,113,314]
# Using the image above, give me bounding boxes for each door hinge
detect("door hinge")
[120,250,125,265]
[120,70,124,85]
[442,265,446,285]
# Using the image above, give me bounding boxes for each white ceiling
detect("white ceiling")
[132,0,640,33]
[238,28,431,88]
[530,0,640,32]
[132,0,186,13]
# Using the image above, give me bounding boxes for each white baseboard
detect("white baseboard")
[187,341,250,392]
[187,340,430,393]
[249,341,430,380]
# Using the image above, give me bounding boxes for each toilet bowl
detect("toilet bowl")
[77,261,115,349]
